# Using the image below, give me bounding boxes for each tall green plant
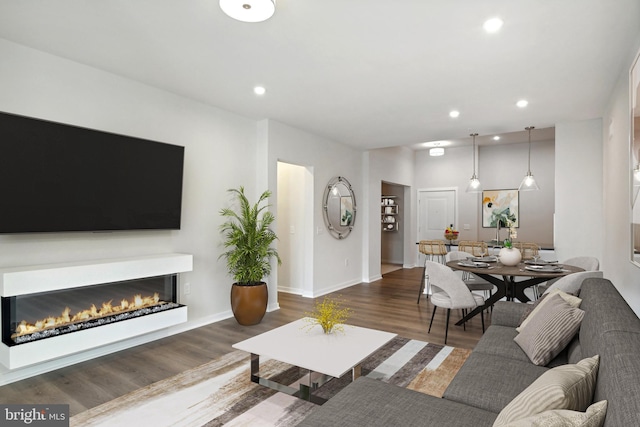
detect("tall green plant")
[219,187,281,285]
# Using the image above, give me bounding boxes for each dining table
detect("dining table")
[445,259,584,326]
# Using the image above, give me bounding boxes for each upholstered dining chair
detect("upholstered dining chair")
[445,251,495,298]
[425,261,485,344]
[541,270,603,296]
[535,256,600,298]
[417,240,448,303]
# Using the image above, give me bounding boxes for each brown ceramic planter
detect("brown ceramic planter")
[231,282,268,326]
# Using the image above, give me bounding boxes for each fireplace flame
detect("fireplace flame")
[13,292,163,338]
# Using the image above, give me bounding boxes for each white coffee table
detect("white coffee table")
[232,318,396,404]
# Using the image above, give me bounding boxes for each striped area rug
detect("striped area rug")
[70,337,470,427]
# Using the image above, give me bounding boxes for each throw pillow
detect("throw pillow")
[515,293,585,365]
[493,355,600,427]
[502,400,607,427]
[516,289,581,333]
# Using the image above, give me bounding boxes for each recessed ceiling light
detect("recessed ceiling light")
[483,17,503,33]
[493,136,501,141]
[254,86,266,95]
[449,110,460,118]
[516,99,528,108]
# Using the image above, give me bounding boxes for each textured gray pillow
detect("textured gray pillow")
[493,355,600,426]
[514,293,584,366]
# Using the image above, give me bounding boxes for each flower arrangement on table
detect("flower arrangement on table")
[444,224,459,241]
[304,296,352,334]
[503,220,518,248]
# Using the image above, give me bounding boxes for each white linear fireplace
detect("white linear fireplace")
[0,253,192,370]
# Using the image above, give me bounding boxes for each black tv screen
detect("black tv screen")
[0,111,184,233]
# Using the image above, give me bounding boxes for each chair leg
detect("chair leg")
[481,308,485,333]
[428,306,437,333]
[444,309,451,345]
[462,309,466,331]
[417,268,426,304]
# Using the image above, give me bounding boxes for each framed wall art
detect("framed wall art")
[482,189,519,228]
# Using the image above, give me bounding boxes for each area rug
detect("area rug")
[70,337,470,427]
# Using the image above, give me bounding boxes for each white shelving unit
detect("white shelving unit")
[381,195,399,232]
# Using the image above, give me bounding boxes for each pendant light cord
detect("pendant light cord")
[525,126,534,173]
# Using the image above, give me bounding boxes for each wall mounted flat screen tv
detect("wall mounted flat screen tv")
[0,111,185,233]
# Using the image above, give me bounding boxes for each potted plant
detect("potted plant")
[219,186,281,325]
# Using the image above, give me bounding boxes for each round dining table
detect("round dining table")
[445,260,584,326]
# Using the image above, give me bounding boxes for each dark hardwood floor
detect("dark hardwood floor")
[0,267,488,416]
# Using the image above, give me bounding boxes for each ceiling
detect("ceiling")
[0,1,638,150]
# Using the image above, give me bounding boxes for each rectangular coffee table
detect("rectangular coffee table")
[232,318,396,404]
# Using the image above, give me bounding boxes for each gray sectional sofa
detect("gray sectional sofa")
[298,278,640,426]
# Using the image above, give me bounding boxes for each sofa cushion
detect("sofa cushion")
[443,351,548,414]
[493,355,599,426]
[297,376,498,427]
[473,325,530,363]
[514,293,584,365]
[502,400,607,427]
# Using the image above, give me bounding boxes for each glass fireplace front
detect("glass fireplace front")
[1,274,179,346]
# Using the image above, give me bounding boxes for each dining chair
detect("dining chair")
[512,242,539,260]
[536,256,600,297]
[541,270,603,296]
[417,240,448,303]
[425,261,485,344]
[457,241,489,257]
[445,251,495,298]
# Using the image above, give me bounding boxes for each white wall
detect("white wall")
[602,40,640,316]
[262,120,364,297]
[365,146,416,281]
[555,120,604,263]
[0,39,257,381]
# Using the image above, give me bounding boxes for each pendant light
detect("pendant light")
[220,0,275,23]
[519,126,540,191]
[466,133,482,193]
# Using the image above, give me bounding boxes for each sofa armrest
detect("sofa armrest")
[491,301,529,327]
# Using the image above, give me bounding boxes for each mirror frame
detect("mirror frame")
[323,176,357,239]
[630,46,640,266]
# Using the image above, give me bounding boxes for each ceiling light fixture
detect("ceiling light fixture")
[466,133,482,193]
[220,0,275,23]
[254,86,266,95]
[519,126,540,191]
[516,99,529,108]
[449,110,460,118]
[483,17,503,33]
[429,144,444,156]
[493,136,500,141]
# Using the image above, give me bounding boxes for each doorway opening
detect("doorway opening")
[381,182,405,275]
[276,161,314,296]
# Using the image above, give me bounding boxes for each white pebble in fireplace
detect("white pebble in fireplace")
[0,253,192,370]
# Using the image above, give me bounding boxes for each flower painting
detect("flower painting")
[482,189,519,228]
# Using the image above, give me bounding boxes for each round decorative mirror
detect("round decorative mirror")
[323,176,356,239]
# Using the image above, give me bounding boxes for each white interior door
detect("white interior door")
[418,189,456,241]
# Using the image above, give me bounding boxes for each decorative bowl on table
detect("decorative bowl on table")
[444,231,459,241]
